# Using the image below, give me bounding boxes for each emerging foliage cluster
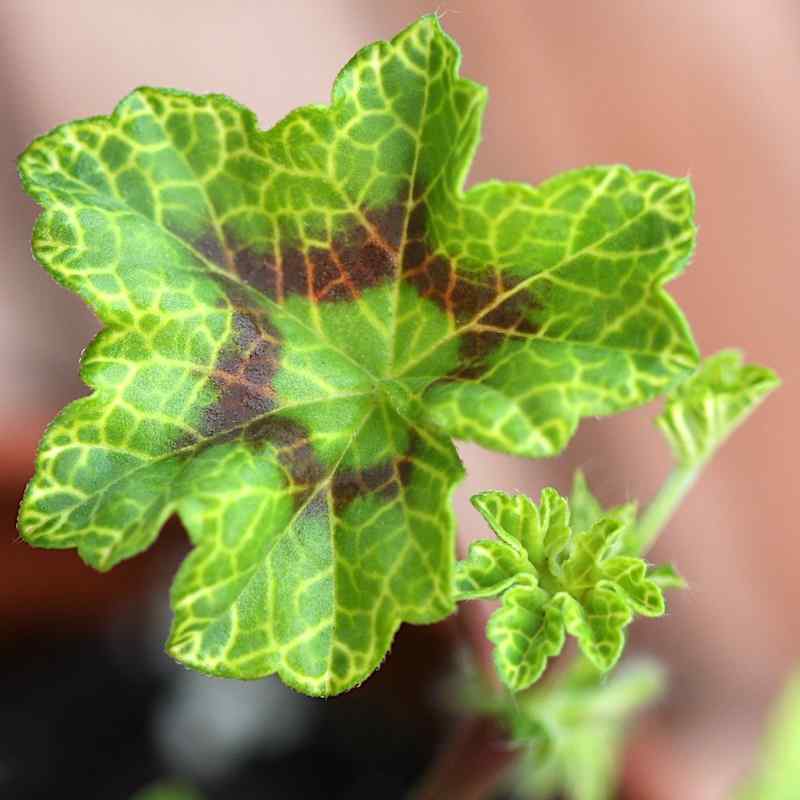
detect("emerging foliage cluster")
[456,488,665,690]
[452,346,778,696]
[17,13,780,800]
[454,350,776,799]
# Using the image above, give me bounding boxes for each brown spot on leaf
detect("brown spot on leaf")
[331,429,421,516]
[309,248,341,297]
[217,203,403,305]
[191,270,283,443]
[184,204,400,473]
[183,189,544,488]
[402,240,427,271]
[396,430,420,488]
[332,461,397,516]
[194,232,227,269]
[366,202,405,250]
[280,249,310,297]
[348,241,395,292]
[234,247,280,297]
[401,202,543,381]
[407,202,427,240]
[460,330,504,363]
[243,416,325,506]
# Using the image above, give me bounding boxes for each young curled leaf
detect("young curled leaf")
[471,488,571,578]
[657,349,779,467]
[602,556,666,616]
[486,575,567,690]
[568,471,606,540]
[646,563,687,590]
[458,490,669,689]
[455,538,531,599]
[569,470,637,552]
[557,587,632,672]
[562,519,665,616]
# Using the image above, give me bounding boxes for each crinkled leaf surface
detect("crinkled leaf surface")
[456,490,666,689]
[657,349,778,467]
[568,471,606,539]
[646,563,687,589]
[569,470,637,546]
[570,471,686,591]
[486,574,568,691]
[18,15,697,695]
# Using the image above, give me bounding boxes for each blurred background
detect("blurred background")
[1,1,798,798]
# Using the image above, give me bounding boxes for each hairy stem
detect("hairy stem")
[629,464,700,555]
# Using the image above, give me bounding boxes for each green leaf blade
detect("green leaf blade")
[602,556,666,617]
[487,579,566,691]
[421,167,700,458]
[558,587,632,672]
[656,349,779,467]
[454,539,531,600]
[165,412,462,695]
[646,563,687,590]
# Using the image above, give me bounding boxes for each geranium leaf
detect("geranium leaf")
[646,563,687,590]
[569,470,637,542]
[18,15,696,695]
[657,349,779,467]
[558,587,632,672]
[454,539,531,599]
[569,470,606,538]
[462,491,667,688]
[601,556,665,617]
[486,577,566,691]
[472,488,570,575]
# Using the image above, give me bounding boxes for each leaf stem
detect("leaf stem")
[629,464,700,555]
